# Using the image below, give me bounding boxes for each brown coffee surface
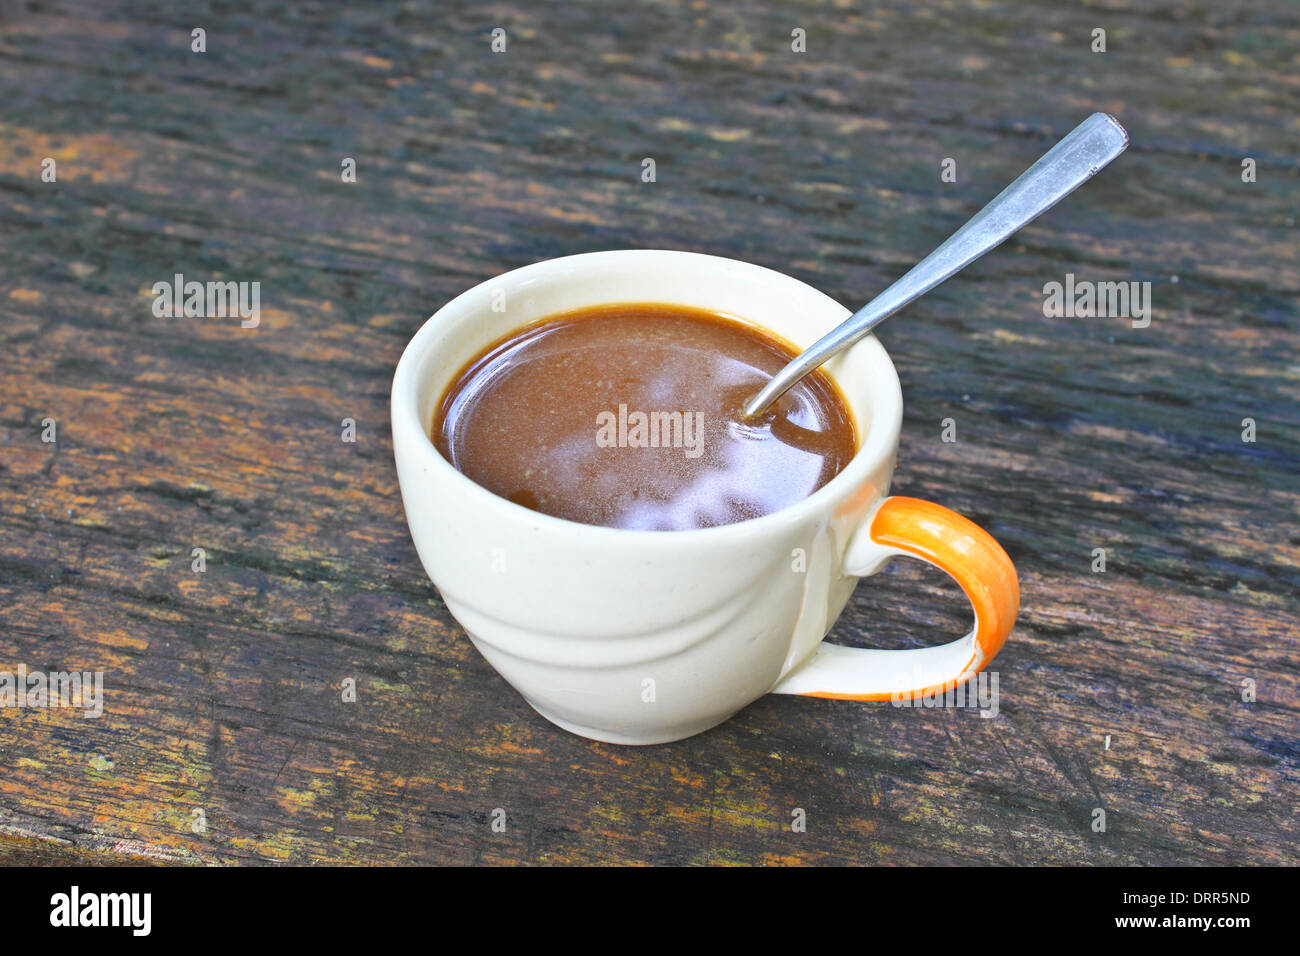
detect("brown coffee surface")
[433,303,858,530]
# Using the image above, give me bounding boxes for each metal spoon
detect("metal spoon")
[743,112,1130,418]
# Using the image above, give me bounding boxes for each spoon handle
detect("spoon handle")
[744,112,1129,418]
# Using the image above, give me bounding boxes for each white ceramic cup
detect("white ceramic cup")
[392,250,1019,744]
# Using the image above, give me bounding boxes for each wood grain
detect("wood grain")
[0,0,1296,865]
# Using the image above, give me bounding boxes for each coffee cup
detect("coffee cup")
[391,250,1018,744]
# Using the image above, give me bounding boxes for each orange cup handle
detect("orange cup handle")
[772,496,1019,701]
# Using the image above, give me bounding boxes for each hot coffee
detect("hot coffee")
[433,303,857,530]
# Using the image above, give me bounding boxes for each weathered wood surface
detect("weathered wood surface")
[0,0,1296,865]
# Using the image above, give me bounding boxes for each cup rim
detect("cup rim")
[391,249,904,543]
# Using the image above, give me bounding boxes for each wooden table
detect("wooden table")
[1,1,1296,865]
